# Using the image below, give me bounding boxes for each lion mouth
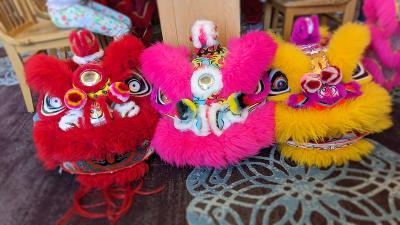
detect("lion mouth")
[286,132,367,150]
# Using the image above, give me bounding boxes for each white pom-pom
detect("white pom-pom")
[191,20,219,48]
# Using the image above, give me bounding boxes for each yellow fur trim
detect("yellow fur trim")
[271,38,311,95]
[275,82,392,143]
[327,23,371,82]
[279,139,374,168]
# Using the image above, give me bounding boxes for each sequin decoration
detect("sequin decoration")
[186,140,400,225]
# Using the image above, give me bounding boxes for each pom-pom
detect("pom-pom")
[190,20,219,48]
[64,88,87,110]
[108,82,130,103]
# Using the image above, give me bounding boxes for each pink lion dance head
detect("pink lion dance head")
[140,20,277,167]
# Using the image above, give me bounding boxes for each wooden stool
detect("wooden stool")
[156,0,240,49]
[264,0,357,40]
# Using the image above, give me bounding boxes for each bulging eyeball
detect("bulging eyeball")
[191,66,223,99]
[268,69,290,96]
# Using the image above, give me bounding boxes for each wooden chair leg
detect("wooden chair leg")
[271,7,280,31]
[3,44,34,112]
[283,9,295,40]
[263,0,273,31]
[343,0,357,23]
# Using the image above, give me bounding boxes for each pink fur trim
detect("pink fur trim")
[363,57,400,90]
[363,0,398,37]
[140,43,193,102]
[363,0,400,90]
[220,31,277,97]
[369,26,400,68]
[151,102,275,168]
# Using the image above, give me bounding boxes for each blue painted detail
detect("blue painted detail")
[33,113,40,122]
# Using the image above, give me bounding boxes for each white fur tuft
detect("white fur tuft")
[114,101,140,118]
[191,20,219,48]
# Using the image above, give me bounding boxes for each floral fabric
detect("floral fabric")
[48,1,131,37]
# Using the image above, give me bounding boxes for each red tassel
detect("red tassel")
[57,178,164,225]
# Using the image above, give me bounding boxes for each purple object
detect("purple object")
[290,15,321,46]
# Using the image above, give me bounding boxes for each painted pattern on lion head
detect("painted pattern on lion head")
[268,20,392,168]
[140,20,277,167]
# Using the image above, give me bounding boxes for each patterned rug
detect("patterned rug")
[0,56,18,86]
[186,140,400,225]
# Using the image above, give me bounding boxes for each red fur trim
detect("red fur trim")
[76,162,148,189]
[102,35,145,82]
[33,99,158,165]
[25,54,72,96]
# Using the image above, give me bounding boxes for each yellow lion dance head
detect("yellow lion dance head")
[268,22,392,168]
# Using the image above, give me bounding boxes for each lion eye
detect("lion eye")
[156,88,170,105]
[268,69,290,96]
[352,63,369,81]
[41,93,65,116]
[125,70,152,96]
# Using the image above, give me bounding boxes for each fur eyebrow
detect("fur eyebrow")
[272,42,311,94]
[326,23,371,82]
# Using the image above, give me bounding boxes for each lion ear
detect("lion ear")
[25,54,73,97]
[220,31,277,97]
[327,23,371,82]
[102,35,145,82]
[140,43,194,101]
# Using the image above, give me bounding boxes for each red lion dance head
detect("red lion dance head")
[24,30,159,224]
